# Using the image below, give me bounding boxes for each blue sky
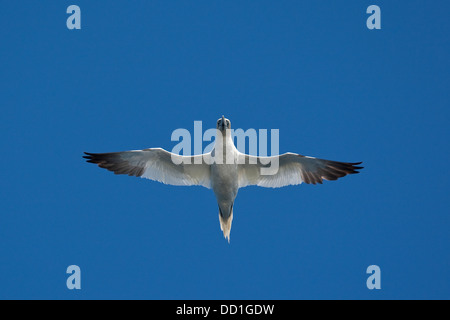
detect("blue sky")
[0,1,449,299]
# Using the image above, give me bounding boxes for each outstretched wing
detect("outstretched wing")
[83,148,211,188]
[238,152,363,188]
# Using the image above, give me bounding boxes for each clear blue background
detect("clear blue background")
[0,1,449,299]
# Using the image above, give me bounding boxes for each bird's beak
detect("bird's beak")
[221,115,225,129]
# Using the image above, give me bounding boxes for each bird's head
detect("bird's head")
[216,115,231,132]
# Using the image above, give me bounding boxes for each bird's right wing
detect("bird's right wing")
[83,148,211,188]
[238,152,363,188]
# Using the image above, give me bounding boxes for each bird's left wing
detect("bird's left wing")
[83,148,211,188]
[238,152,363,188]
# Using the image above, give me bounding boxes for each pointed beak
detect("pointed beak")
[221,115,225,129]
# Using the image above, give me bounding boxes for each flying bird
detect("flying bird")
[84,116,363,242]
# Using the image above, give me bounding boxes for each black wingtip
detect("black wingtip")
[350,162,364,172]
[83,152,89,159]
[83,152,96,162]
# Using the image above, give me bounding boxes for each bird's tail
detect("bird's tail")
[218,208,233,243]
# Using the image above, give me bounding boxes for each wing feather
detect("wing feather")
[238,152,362,188]
[83,148,211,188]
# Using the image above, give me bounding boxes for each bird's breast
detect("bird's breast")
[210,163,239,201]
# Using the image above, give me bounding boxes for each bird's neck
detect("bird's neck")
[214,130,236,163]
[216,130,234,147]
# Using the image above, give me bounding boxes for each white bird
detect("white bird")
[84,116,363,242]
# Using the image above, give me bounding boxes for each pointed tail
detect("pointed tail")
[218,208,233,243]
